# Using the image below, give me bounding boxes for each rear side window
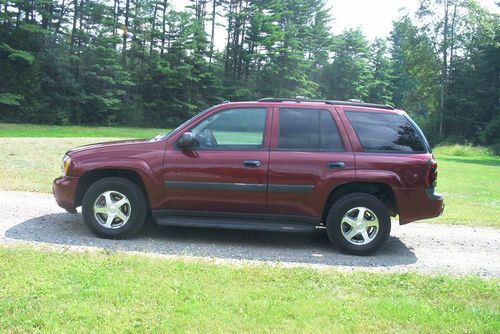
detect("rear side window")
[346,111,426,152]
[278,108,344,151]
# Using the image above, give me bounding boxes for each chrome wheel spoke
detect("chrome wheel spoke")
[94,206,107,214]
[356,208,366,222]
[345,229,359,240]
[104,213,115,228]
[360,230,370,242]
[342,216,357,228]
[116,211,128,223]
[103,191,113,206]
[115,198,129,209]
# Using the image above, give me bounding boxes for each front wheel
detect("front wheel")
[326,193,391,255]
[82,177,147,239]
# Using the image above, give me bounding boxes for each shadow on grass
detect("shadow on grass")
[439,156,500,167]
[5,212,417,268]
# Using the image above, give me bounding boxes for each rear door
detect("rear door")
[267,105,355,219]
[162,105,272,213]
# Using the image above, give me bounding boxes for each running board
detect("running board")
[152,210,321,233]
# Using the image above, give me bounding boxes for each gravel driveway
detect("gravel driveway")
[1,191,499,277]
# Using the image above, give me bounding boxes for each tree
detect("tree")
[320,29,372,101]
[367,38,393,105]
[0,0,497,147]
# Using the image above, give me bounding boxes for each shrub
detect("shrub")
[433,144,495,157]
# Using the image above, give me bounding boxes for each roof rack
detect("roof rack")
[257,97,394,110]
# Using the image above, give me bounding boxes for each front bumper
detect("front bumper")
[53,176,79,213]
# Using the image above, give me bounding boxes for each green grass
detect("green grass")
[0,122,167,138]
[0,137,122,193]
[0,124,499,227]
[433,144,495,157]
[0,246,498,333]
[432,154,500,227]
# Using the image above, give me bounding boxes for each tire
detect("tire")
[82,177,147,239]
[326,193,391,255]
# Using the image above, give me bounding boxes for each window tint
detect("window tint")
[278,108,344,151]
[345,111,426,152]
[190,108,267,149]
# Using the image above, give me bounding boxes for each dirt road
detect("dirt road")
[1,191,499,277]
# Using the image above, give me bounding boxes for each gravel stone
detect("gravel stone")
[1,191,499,277]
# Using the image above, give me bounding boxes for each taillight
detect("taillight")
[425,159,438,188]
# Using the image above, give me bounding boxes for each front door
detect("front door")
[162,106,272,213]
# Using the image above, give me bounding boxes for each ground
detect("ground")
[0,123,499,332]
[1,191,499,277]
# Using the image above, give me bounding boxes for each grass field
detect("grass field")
[0,246,498,333]
[0,122,166,138]
[0,123,499,227]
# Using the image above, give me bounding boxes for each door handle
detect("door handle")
[243,160,261,167]
[327,161,345,169]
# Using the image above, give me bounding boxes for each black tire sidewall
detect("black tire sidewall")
[326,193,391,255]
[82,177,147,239]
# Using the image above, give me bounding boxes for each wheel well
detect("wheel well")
[322,182,398,221]
[75,169,149,207]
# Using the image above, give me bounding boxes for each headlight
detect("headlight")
[62,155,72,176]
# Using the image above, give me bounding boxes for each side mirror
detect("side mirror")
[177,132,196,149]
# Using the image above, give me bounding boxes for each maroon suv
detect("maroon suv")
[53,98,444,255]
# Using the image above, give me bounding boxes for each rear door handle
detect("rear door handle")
[243,160,261,168]
[327,161,345,169]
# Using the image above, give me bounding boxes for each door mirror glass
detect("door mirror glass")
[177,132,197,149]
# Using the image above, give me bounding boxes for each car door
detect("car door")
[267,105,356,219]
[161,105,272,214]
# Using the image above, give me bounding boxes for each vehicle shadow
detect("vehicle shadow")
[5,212,417,268]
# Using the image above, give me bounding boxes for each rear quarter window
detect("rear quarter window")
[345,111,426,153]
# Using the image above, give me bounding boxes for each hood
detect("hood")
[66,139,149,155]
[65,138,168,164]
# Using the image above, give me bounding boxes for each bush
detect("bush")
[488,142,500,156]
[433,144,495,157]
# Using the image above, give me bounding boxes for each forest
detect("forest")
[0,0,498,146]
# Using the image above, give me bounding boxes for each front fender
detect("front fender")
[72,157,163,208]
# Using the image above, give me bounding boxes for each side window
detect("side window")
[190,108,267,149]
[278,108,344,151]
[345,111,426,152]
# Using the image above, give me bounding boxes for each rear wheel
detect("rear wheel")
[326,193,391,255]
[82,177,147,239]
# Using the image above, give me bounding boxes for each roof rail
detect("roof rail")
[257,97,394,110]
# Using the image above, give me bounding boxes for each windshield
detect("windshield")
[149,106,216,142]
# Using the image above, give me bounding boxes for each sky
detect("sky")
[172,0,499,50]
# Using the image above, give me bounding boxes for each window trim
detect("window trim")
[175,107,270,151]
[344,110,428,154]
[276,107,346,152]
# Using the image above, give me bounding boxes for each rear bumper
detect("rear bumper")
[397,188,444,225]
[53,176,79,213]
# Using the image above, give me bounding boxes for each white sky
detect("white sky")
[172,0,499,49]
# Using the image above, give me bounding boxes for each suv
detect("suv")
[53,98,444,255]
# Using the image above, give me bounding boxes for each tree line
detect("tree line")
[0,0,498,145]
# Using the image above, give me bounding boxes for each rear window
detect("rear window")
[345,111,426,152]
[279,108,344,151]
